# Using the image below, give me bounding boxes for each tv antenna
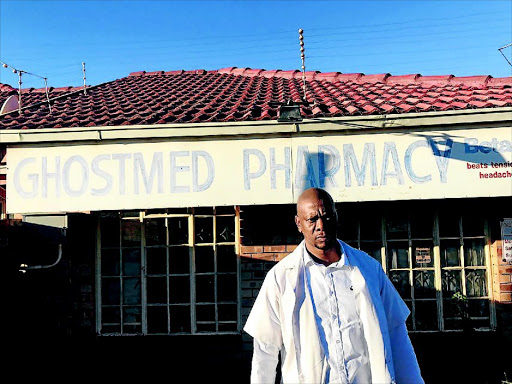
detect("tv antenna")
[498,43,512,66]
[82,62,87,95]
[299,28,307,101]
[0,60,52,114]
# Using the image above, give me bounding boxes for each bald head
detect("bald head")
[296,188,336,216]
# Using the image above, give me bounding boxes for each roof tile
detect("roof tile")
[1,67,510,130]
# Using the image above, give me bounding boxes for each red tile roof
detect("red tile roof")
[0,67,510,130]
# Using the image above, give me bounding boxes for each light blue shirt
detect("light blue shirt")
[304,246,372,383]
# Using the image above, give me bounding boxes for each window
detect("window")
[97,207,240,335]
[337,200,495,332]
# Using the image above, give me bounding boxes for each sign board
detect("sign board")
[501,218,512,264]
[415,248,432,264]
[6,126,512,214]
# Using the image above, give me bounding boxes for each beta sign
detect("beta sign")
[7,126,512,213]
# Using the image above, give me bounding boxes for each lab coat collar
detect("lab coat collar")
[301,241,352,269]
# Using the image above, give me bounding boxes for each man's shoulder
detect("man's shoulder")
[340,240,383,271]
[274,244,303,269]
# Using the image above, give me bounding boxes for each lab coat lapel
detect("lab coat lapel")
[288,243,326,383]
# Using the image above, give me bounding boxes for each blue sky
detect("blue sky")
[0,0,511,89]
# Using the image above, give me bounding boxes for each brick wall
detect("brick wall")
[491,238,512,341]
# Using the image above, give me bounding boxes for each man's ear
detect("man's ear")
[295,215,301,233]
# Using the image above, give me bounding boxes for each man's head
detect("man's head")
[295,188,338,255]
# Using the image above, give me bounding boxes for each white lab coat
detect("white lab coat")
[244,240,413,384]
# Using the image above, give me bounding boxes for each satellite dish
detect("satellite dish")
[0,94,19,115]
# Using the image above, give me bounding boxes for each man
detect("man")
[244,188,424,384]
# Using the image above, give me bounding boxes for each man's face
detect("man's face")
[295,195,338,252]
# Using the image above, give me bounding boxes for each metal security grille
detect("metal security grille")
[97,207,240,335]
[338,200,495,332]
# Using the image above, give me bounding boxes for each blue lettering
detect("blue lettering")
[192,151,214,192]
[381,142,404,185]
[243,149,266,190]
[343,143,377,187]
[318,145,340,188]
[405,140,432,183]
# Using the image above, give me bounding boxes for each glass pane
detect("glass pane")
[196,246,215,273]
[196,275,215,302]
[218,274,237,302]
[440,239,461,267]
[218,323,238,332]
[360,215,381,239]
[414,271,436,299]
[195,217,213,243]
[387,241,409,269]
[168,217,188,245]
[410,212,433,239]
[405,300,413,330]
[196,304,215,322]
[121,220,141,247]
[466,270,487,297]
[414,300,438,331]
[121,210,140,219]
[169,276,190,304]
[102,277,120,305]
[102,306,120,323]
[168,208,189,214]
[217,245,237,273]
[123,306,141,324]
[145,218,166,246]
[146,247,167,275]
[101,324,121,334]
[338,208,358,241]
[360,241,382,264]
[386,214,408,240]
[218,304,237,322]
[101,216,120,247]
[464,238,485,266]
[122,248,141,276]
[197,323,216,332]
[147,305,168,334]
[467,299,490,318]
[169,246,190,274]
[412,241,434,268]
[101,248,120,275]
[195,207,213,215]
[170,305,191,333]
[216,216,235,242]
[442,270,462,297]
[462,213,485,237]
[146,208,167,215]
[443,299,463,330]
[215,206,234,215]
[147,276,167,304]
[390,270,411,299]
[123,277,141,305]
[439,211,460,237]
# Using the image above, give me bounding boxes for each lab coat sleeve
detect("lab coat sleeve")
[379,264,424,383]
[378,265,410,329]
[243,268,283,348]
[389,323,424,384]
[251,339,280,384]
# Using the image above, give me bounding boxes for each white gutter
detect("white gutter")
[0,107,510,145]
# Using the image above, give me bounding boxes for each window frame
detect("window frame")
[337,201,496,333]
[95,207,241,336]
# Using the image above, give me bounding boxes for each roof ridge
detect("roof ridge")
[128,67,512,87]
